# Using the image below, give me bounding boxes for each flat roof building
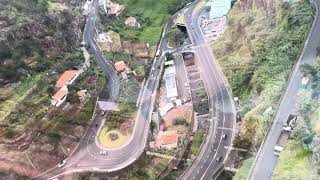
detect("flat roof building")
[164,66,178,100]
[205,0,231,20]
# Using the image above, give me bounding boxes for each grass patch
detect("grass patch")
[273,140,313,180]
[100,0,190,44]
[48,1,67,11]
[190,131,204,155]
[98,128,129,148]
[234,157,255,180]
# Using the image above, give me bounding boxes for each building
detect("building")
[114,61,128,72]
[159,102,174,116]
[107,1,124,16]
[160,130,179,149]
[205,0,231,20]
[55,70,79,88]
[149,130,179,149]
[98,33,113,43]
[125,16,140,28]
[77,89,87,101]
[164,66,178,100]
[51,87,68,107]
[51,70,79,107]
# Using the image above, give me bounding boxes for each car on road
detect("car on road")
[58,160,67,167]
[100,150,108,155]
[216,156,222,162]
[222,134,228,140]
[156,49,161,58]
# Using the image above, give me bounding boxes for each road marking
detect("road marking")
[218,127,235,131]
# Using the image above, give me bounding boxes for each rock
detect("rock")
[40,144,55,152]
[74,126,85,138]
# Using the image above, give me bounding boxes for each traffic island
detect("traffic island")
[98,128,129,149]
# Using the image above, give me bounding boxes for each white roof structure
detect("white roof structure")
[205,0,231,20]
[98,101,119,111]
[164,66,178,100]
[159,103,174,116]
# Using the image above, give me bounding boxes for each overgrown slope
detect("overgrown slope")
[211,0,314,178]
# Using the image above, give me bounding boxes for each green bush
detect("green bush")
[172,118,188,126]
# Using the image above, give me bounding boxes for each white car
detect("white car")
[58,160,67,167]
[100,150,108,155]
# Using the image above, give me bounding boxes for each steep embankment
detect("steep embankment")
[0,0,89,178]
[0,0,84,84]
[211,0,314,178]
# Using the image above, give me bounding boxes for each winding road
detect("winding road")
[32,0,181,179]
[180,1,236,179]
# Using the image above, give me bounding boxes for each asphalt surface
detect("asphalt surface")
[180,1,236,180]
[173,52,191,102]
[32,0,181,179]
[248,0,320,179]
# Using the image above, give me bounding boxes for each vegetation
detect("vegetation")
[190,131,204,155]
[213,0,314,149]
[234,157,255,180]
[172,118,189,126]
[99,0,191,44]
[273,141,313,180]
[212,0,315,178]
[166,27,186,47]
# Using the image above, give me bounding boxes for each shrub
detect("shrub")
[172,118,188,126]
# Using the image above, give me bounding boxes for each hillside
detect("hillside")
[99,0,190,44]
[0,0,98,178]
[211,0,315,178]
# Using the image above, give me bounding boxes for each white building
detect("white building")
[164,66,178,101]
[205,0,231,20]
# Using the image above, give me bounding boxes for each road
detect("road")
[248,0,320,179]
[32,0,182,179]
[173,52,191,103]
[180,1,236,179]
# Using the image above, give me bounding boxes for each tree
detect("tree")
[165,52,174,61]
[47,85,55,95]
[67,84,81,92]
[66,92,80,104]
[300,64,317,80]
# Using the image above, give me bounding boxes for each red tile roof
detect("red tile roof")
[108,3,124,15]
[55,70,78,88]
[114,61,127,72]
[77,90,86,97]
[126,16,136,24]
[52,89,68,101]
[159,130,178,145]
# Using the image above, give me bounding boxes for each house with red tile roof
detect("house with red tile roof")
[51,70,79,107]
[77,89,87,101]
[55,70,79,88]
[149,130,179,149]
[114,61,128,72]
[107,2,124,16]
[125,16,140,28]
[51,87,68,107]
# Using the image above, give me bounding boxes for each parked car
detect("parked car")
[222,134,228,140]
[58,160,67,167]
[216,156,222,162]
[100,150,108,155]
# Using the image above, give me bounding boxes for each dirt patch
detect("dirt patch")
[162,103,193,127]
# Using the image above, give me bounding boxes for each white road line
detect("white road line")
[218,127,235,131]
